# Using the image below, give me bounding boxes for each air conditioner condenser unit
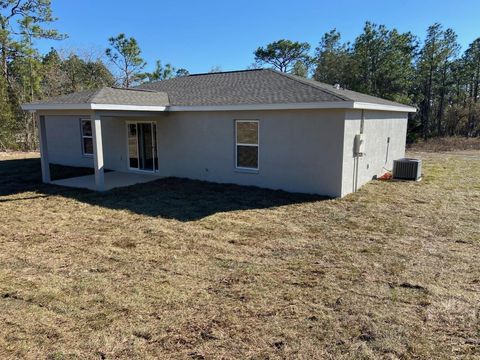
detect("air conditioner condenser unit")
[392,158,422,181]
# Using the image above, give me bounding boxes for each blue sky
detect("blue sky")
[38,0,480,74]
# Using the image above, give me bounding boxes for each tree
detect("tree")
[351,22,388,95]
[83,59,115,89]
[209,65,222,73]
[0,0,65,149]
[463,38,480,135]
[41,49,114,95]
[144,60,189,82]
[145,60,172,81]
[62,54,86,92]
[41,48,65,97]
[254,39,311,73]
[291,60,308,77]
[9,45,43,149]
[62,53,115,92]
[106,33,146,87]
[0,0,65,81]
[444,58,469,135]
[434,29,460,135]
[313,29,352,86]
[350,22,417,102]
[416,24,459,138]
[175,68,189,77]
[0,72,17,149]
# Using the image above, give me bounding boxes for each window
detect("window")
[235,120,259,170]
[127,123,138,168]
[80,119,93,156]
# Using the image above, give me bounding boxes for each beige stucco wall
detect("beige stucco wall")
[341,110,408,196]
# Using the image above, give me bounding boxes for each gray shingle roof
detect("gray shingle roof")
[138,69,413,109]
[137,69,346,106]
[275,71,413,108]
[23,69,415,111]
[25,87,169,106]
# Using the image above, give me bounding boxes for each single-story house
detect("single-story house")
[22,69,416,197]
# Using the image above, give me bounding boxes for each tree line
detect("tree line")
[254,23,480,142]
[0,1,188,150]
[0,1,478,150]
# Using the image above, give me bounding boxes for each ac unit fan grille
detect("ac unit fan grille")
[393,158,422,180]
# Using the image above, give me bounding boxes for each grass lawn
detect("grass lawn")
[0,151,479,359]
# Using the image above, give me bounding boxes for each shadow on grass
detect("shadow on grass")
[0,158,98,196]
[0,157,327,221]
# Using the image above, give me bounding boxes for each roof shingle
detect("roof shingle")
[23,68,415,111]
[26,87,169,106]
[137,69,346,106]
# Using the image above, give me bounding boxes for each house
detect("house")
[22,69,416,197]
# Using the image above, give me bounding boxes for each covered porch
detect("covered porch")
[50,170,159,191]
[22,87,169,191]
[35,109,164,191]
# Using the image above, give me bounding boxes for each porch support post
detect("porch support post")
[91,111,105,191]
[38,114,51,183]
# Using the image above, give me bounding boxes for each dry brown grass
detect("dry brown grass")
[408,136,480,152]
[0,150,479,359]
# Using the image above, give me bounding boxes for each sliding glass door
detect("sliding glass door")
[127,122,158,172]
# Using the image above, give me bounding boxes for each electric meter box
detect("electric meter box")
[354,134,366,156]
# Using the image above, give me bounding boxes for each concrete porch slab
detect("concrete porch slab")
[51,171,159,191]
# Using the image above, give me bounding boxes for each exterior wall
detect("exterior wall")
[155,109,345,196]
[43,115,128,171]
[101,116,129,172]
[341,110,408,196]
[42,109,408,198]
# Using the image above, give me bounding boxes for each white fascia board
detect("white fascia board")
[21,101,415,113]
[91,104,167,111]
[21,103,167,112]
[21,103,93,111]
[353,102,417,113]
[167,101,355,112]
[167,101,415,112]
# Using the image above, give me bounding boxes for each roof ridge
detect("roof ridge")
[133,77,181,89]
[138,69,266,88]
[265,69,350,102]
[188,69,264,77]
[110,86,158,93]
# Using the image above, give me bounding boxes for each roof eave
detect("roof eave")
[353,101,416,113]
[21,103,168,112]
[167,101,354,112]
[21,101,416,113]
[168,101,416,112]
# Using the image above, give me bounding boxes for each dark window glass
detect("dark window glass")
[83,137,93,155]
[237,146,258,169]
[82,120,92,137]
[128,123,137,137]
[236,121,258,144]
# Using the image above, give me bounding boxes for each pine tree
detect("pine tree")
[313,29,352,87]
[106,33,146,87]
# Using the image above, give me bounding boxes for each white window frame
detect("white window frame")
[235,119,259,171]
[80,118,93,157]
